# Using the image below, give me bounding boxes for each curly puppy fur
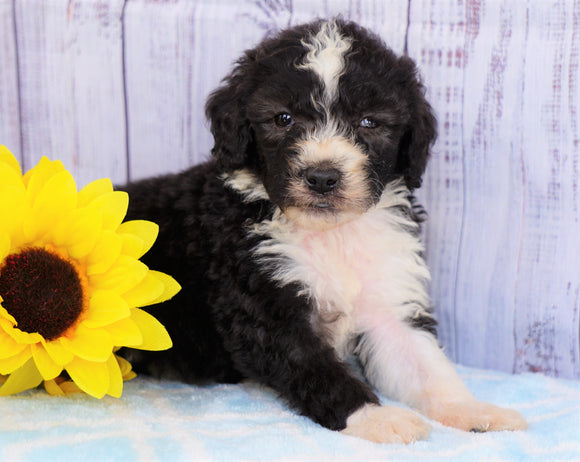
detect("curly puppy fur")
[122,19,526,443]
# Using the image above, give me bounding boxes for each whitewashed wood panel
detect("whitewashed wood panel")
[411,0,580,378]
[451,0,534,373]
[0,0,22,162]
[510,0,580,378]
[14,0,127,188]
[123,0,199,181]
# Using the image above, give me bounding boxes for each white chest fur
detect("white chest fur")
[252,183,432,355]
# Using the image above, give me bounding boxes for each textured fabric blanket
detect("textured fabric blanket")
[1,365,579,461]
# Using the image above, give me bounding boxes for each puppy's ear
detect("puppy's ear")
[396,58,437,190]
[205,53,255,171]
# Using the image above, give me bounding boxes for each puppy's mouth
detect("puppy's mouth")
[281,190,370,230]
[312,201,332,209]
[293,191,343,213]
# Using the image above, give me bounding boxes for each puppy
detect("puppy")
[122,18,526,443]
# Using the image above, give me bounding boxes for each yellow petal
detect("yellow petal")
[32,343,63,380]
[0,328,28,359]
[119,233,146,260]
[147,271,182,305]
[44,377,83,396]
[52,207,103,259]
[88,191,128,231]
[0,347,33,375]
[24,170,78,241]
[106,354,123,398]
[115,354,136,380]
[60,380,83,394]
[24,156,65,199]
[34,169,78,210]
[0,304,17,326]
[43,338,74,366]
[0,145,22,175]
[78,178,113,207]
[0,358,43,396]
[61,324,114,362]
[85,230,123,275]
[117,220,159,258]
[122,271,164,308]
[0,232,10,262]
[0,317,43,344]
[129,307,172,351]
[0,186,29,243]
[0,162,25,191]
[66,356,110,398]
[89,255,149,294]
[84,290,131,328]
[106,317,143,346]
[44,378,66,396]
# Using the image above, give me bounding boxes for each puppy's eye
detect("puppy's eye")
[274,113,294,127]
[359,117,378,129]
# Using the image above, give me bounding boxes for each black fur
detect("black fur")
[122,161,379,429]
[121,18,436,431]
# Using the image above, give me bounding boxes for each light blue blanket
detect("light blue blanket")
[1,366,579,461]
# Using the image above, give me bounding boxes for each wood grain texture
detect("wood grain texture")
[411,0,580,378]
[0,0,22,161]
[123,0,199,181]
[14,0,127,187]
[0,0,579,379]
[509,0,580,378]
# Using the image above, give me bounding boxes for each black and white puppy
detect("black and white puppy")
[123,18,526,443]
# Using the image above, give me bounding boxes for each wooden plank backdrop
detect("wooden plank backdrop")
[411,0,580,379]
[0,0,578,379]
[12,0,127,182]
[0,0,21,161]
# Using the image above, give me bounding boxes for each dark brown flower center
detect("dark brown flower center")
[0,247,84,340]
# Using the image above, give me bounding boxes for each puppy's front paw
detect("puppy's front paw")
[341,404,431,444]
[429,400,527,432]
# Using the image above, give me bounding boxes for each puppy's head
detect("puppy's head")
[206,19,436,230]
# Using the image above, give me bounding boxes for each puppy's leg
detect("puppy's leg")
[356,310,527,432]
[217,285,430,443]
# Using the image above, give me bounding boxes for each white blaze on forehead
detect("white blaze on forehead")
[298,20,352,105]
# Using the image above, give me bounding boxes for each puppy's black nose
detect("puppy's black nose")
[304,167,341,194]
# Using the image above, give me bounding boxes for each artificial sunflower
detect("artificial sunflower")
[0,146,180,398]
